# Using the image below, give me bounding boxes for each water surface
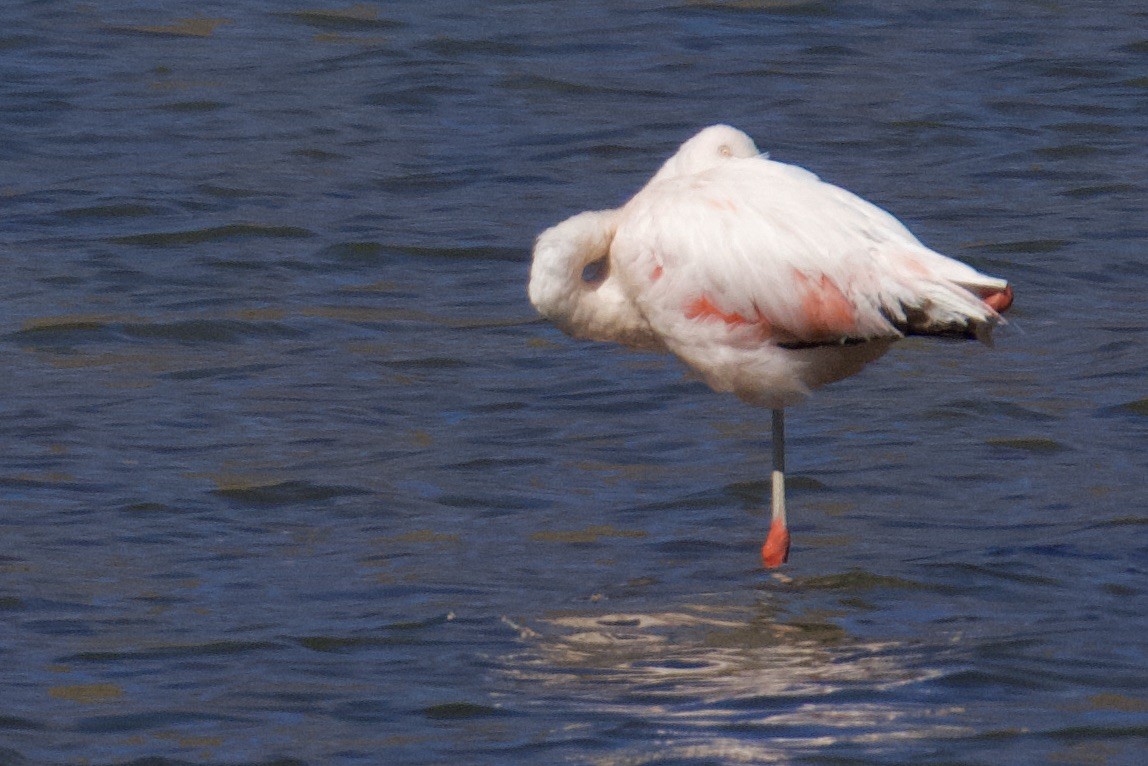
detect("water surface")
[1,1,1146,764]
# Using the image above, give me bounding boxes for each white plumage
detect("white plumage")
[529,125,1013,568]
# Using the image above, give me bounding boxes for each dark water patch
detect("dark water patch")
[446,456,547,471]
[72,709,251,734]
[926,399,1057,423]
[653,537,743,556]
[385,355,468,370]
[531,525,648,544]
[929,562,1063,588]
[212,480,371,506]
[1049,122,1126,137]
[1039,62,1120,81]
[423,701,505,719]
[61,641,286,664]
[0,713,42,730]
[195,184,271,199]
[375,529,458,546]
[450,316,536,331]
[804,43,864,57]
[437,493,547,513]
[985,437,1067,453]
[974,651,1147,694]
[683,0,838,17]
[797,569,931,594]
[291,147,348,161]
[1034,144,1102,160]
[936,666,1062,693]
[0,34,39,52]
[388,613,457,631]
[326,698,398,724]
[110,224,315,246]
[122,318,304,344]
[373,170,478,193]
[421,37,529,58]
[376,245,521,264]
[364,86,462,110]
[8,315,128,346]
[132,591,191,608]
[545,393,668,416]
[884,118,952,131]
[1058,182,1139,199]
[1102,397,1148,416]
[1094,515,1148,528]
[104,18,231,38]
[501,74,668,100]
[0,596,26,611]
[987,542,1091,561]
[295,634,410,652]
[1047,724,1148,741]
[310,31,394,46]
[498,73,592,97]
[626,487,733,515]
[200,256,287,273]
[156,99,227,113]
[60,203,161,219]
[1102,582,1142,598]
[86,759,304,766]
[584,142,657,161]
[25,618,100,637]
[165,362,284,381]
[318,240,387,263]
[0,473,107,493]
[466,400,529,415]
[278,5,405,31]
[973,239,1072,255]
[37,273,87,287]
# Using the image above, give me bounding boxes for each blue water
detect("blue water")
[1,2,1146,764]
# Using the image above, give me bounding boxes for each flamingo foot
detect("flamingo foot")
[761,519,790,569]
[982,285,1014,313]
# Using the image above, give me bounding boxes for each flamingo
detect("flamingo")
[528,125,1013,568]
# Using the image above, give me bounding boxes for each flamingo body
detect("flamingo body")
[529,125,1012,567]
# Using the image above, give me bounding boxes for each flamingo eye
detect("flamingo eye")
[718,144,732,157]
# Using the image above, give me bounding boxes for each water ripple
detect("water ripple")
[2,1,1146,764]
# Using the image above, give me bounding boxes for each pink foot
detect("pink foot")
[762,519,790,569]
[982,285,1014,313]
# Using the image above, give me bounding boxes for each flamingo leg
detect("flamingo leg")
[762,408,791,568]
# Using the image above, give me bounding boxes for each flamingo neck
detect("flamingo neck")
[528,209,658,349]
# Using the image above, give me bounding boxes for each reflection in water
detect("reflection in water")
[503,603,960,763]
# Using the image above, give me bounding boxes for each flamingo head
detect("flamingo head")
[648,124,762,184]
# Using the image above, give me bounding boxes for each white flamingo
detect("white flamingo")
[529,125,1013,568]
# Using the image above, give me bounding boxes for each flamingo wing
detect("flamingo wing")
[612,157,1005,349]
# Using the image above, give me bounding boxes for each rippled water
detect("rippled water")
[2,2,1146,764]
